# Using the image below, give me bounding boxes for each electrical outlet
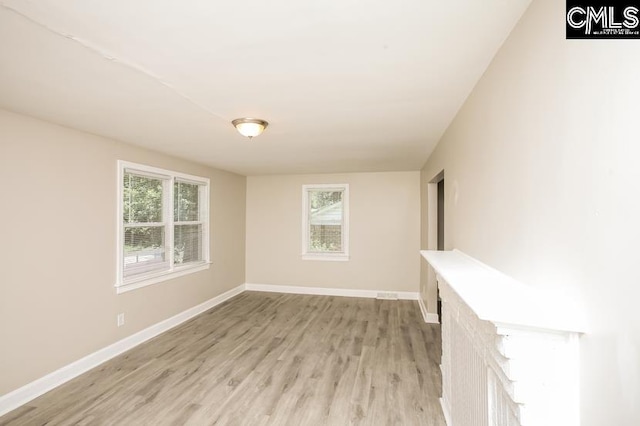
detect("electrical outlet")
[117,313,125,327]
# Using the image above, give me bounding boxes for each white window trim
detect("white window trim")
[116,161,211,294]
[301,183,350,261]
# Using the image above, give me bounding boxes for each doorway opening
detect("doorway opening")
[435,175,444,319]
[437,177,444,319]
[427,171,444,322]
[437,178,444,251]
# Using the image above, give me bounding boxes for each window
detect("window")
[302,184,349,261]
[117,161,210,293]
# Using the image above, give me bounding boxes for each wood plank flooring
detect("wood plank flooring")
[0,292,446,426]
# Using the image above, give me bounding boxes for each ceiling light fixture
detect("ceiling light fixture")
[232,118,269,139]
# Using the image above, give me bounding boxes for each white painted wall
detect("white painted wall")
[420,0,640,424]
[246,172,421,292]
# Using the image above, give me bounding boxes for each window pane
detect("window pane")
[123,173,163,223]
[310,225,342,252]
[174,224,203,264]
[123,226,166,276]
[174,181,200,222]
[309,190,343,252]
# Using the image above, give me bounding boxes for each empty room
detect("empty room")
[1,0,639,425]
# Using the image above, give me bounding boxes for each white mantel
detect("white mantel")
[421,249,585,426]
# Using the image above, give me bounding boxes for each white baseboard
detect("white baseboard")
[0,284,244,417]
[418,297,440,324]
[245,283,419,300]
[440,397,452,425]
[1,282,423,417]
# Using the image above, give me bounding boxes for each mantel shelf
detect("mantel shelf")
[420,249,586,334]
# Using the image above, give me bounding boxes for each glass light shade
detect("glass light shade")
[232,118,268,138]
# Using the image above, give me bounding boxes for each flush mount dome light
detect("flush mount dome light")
[232,118,269,139]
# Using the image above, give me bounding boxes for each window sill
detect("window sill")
[301,254,350,262]
[115,262,211,294]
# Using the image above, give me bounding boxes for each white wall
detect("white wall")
[420,0,640,424]
[246,172,421,292]
[0,110,246,396]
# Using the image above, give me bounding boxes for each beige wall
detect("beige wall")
[246,172,420,292]
[0,109,246,395]
[419,0,640,424]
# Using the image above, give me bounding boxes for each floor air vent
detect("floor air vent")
[376,292,399,300]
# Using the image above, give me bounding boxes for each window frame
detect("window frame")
[116,161,210,293]
[301,183,350,261]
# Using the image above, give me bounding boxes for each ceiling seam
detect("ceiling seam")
[0,1,228,123]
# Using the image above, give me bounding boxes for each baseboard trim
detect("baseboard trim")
[0,284,244,417]
[418,297,440,324]
[0,282,422,416]
[245,283,419,300]
[440,397,452,425]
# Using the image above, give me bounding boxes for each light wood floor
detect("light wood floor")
[1,292,446,426]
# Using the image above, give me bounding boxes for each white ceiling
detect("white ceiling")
[0,0,530,175]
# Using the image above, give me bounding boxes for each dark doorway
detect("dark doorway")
[437,179,444,251]
[436,177,444,320]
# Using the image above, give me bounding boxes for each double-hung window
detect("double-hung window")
[117,161,210,293]
[302,184,349,261]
